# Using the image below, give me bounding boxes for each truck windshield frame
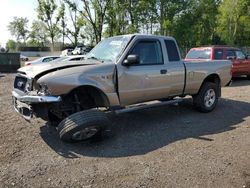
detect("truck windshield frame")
[86,36,132,62]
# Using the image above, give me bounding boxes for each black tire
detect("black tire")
[58,109,109,143]
[193,82,219,113]
[247,75,250,80]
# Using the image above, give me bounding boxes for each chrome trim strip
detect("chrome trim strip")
[12,90,61,103]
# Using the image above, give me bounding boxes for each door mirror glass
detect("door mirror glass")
[123,55,139,66]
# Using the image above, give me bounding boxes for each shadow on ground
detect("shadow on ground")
[40,98,250,159]
[230,77,250,87]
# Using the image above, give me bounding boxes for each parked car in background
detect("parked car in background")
[185,46,250,78]
[25,55,86,67]
[20,54,29,61]
[24,56,60,66]
[64,55,86,61]
[84,47,93,54]
[41,55,86,64]
[72,46,85,55]
[72,46,92,55]
[61,49,73,56]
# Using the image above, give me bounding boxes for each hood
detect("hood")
[18,59,100,78]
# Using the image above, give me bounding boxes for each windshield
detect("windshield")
[86,36,132,62]
[186,48,211,59]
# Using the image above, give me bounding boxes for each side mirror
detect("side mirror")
[227,56,236,60]
[246,55,250,59]
[123,55,139,66]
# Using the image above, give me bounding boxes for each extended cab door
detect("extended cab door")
[117,36,185,106]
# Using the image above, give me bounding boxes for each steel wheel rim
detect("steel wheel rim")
[72,126,99,141]
[204,89,216,108]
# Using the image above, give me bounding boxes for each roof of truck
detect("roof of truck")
[107,34,176,41]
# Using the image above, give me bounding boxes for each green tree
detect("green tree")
[6,40,17,52]
[81,0,110,44]
[170,0,220,49]
[7,17,29,44]
[37,0,62,50]
[59,2,67,48]
[157,0,187,36]
[217,0,250,45]
[64,0,85,46]
[28,20,49,47]
[137,0,158,34]
[105,0,129,37]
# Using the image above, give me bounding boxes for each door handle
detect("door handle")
[160,69,167,74]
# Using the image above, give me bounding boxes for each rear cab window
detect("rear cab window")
[164,40,180,62]
[185,48,211,60]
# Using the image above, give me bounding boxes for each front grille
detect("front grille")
[14,76,27,92]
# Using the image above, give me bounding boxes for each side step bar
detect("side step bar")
[114,99,183,115]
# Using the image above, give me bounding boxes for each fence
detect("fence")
[0,53,20,73]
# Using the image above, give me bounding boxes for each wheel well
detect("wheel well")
[203,74,220,85]
[67,86,110,108]
[201,74,221,97]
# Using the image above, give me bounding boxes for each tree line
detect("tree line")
[6,0,250,51]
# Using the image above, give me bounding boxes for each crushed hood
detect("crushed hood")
[18,60,100,78]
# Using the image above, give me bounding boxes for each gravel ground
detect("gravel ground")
[0,74,250,188]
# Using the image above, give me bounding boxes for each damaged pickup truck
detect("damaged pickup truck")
[12,34,232,142]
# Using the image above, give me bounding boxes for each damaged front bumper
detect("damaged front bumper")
[12,90,61,120]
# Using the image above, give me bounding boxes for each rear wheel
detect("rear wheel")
[58,109,109,143]
[193,82,219,113]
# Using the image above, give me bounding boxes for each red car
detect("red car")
[185,46,250,78]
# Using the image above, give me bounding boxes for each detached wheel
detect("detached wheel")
[193,82,219,113]
[58,109,109,143]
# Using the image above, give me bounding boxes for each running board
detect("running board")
[114,99,183,115]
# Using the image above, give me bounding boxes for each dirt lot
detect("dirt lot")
[0,74,250,188]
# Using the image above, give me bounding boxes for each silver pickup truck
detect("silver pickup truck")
[12,34,232,142]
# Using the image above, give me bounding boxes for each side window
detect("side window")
[130,40,163,65]
[235,50,246,60]
[214,49,223,60]
[165,40,180,61]
[226,50,235,57]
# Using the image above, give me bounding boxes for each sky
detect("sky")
[0,0,37,47]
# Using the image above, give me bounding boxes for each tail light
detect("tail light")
[25,63,31,66]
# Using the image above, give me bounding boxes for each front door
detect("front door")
[117,38,185,106]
